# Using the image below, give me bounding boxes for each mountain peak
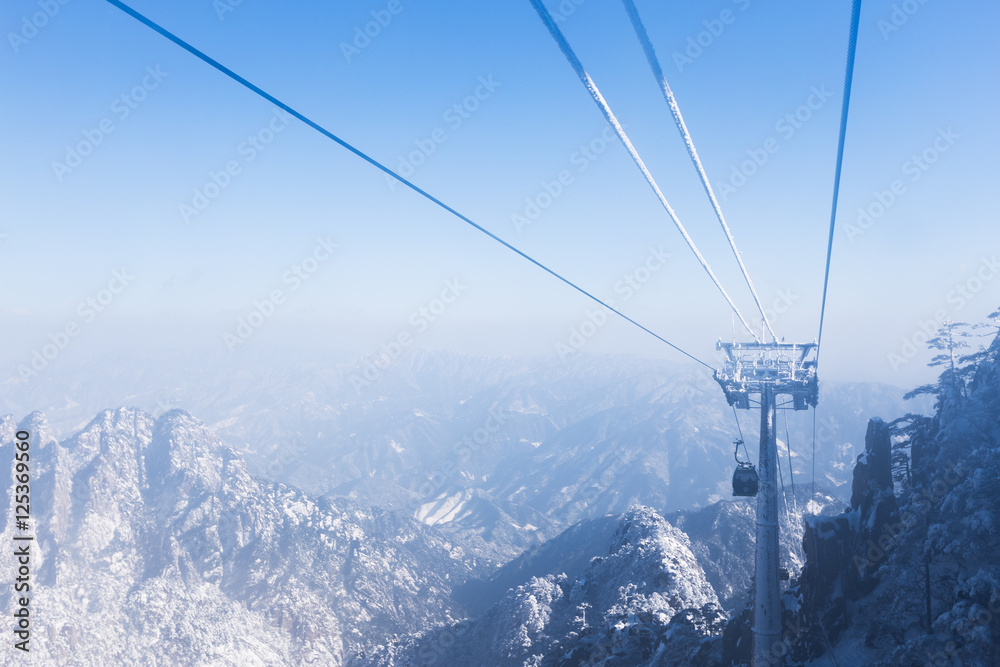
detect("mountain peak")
[366,506,723,665]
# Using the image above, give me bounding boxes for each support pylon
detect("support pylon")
[753,384,781,666]
[714,340,819,667]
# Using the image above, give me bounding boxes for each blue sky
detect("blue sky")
[2,0,998,388]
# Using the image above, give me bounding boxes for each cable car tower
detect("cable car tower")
[715,339,818,666]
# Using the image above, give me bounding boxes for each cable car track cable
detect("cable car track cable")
[529,0,761,342]
[621,0,776,341]
[102,0,714,371]
[811,407,818,500]
[817,0,863,361]
[783,409,797,511]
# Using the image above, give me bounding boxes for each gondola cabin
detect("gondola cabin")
[732,462,759,497]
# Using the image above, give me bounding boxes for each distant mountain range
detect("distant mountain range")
[0,350,926,536]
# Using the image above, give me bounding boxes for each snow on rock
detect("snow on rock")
[359,506,726,666]
[0,408,478,665]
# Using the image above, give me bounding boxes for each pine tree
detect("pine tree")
[903,320,996,411]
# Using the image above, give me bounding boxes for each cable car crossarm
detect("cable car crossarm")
[620,0,777,341]
[714,340,819,412]
[529,0,761,342]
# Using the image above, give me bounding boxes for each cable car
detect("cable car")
[733,462,759,497]
[731,438,758,497]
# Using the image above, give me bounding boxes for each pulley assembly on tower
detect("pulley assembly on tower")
[715,340,819,411]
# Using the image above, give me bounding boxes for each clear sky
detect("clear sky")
[2,0,998,389]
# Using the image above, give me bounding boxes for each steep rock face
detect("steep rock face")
[850,418,894,514]
[359,507,725,667]
[0,409,478,665]
[793,417,899,662]
[721,417,900,664]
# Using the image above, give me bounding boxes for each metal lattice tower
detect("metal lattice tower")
[715,340,818,667]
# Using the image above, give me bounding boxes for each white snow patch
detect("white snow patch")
[415,492,468,526]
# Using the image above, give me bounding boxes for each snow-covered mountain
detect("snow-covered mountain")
[357,507,726,667]
[0,409,483,665]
